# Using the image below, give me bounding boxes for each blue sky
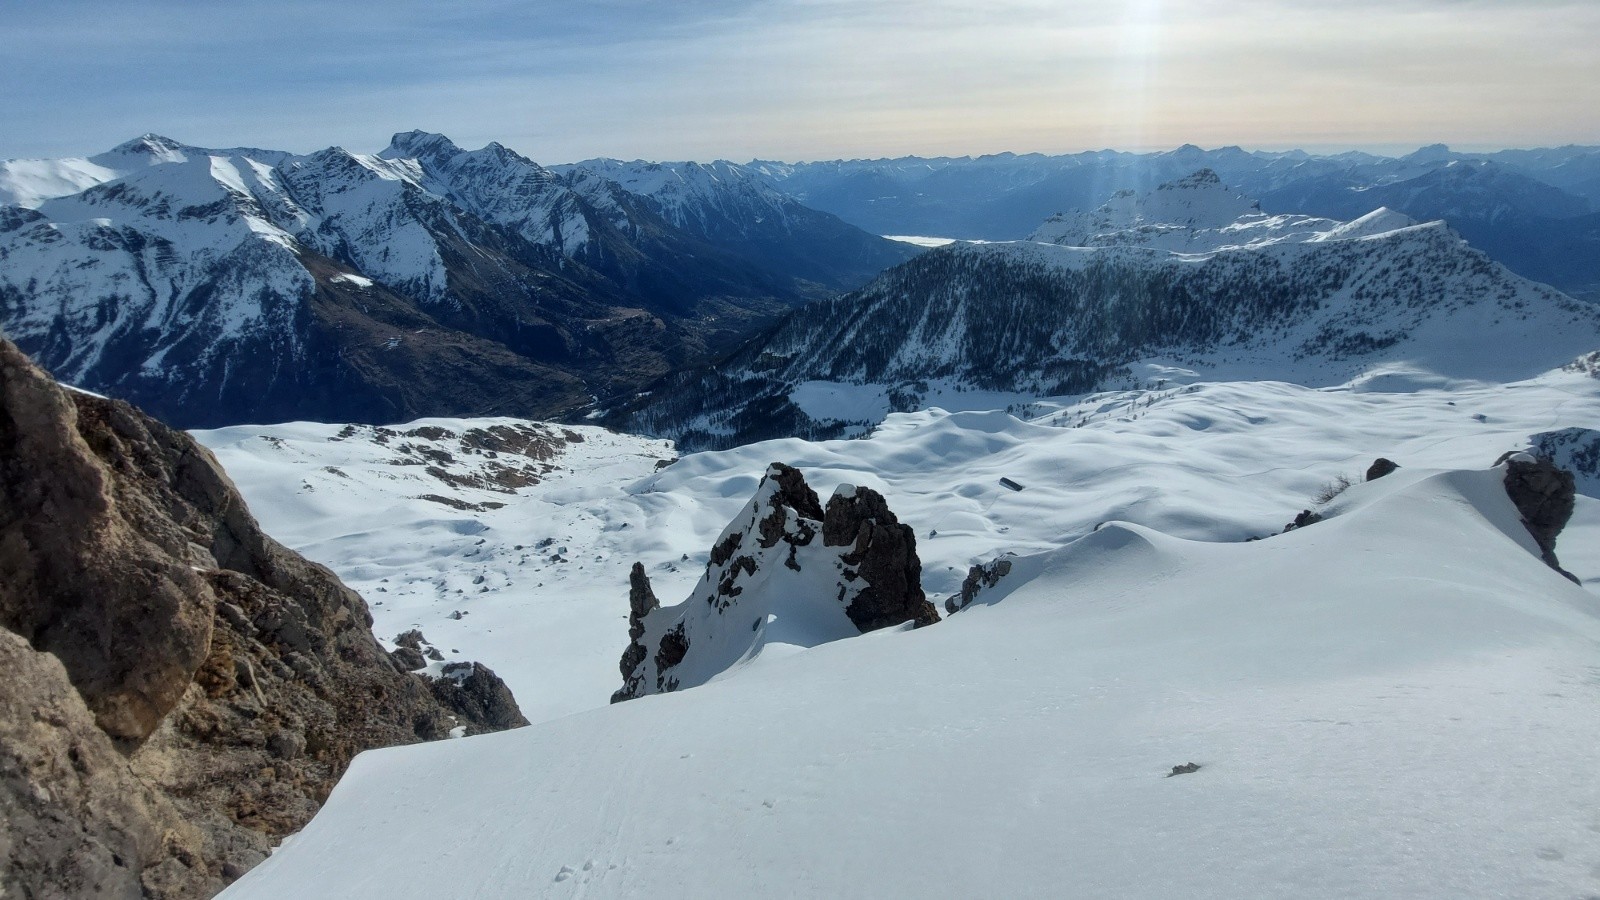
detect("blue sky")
[2,0,1596,163]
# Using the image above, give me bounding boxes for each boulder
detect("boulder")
[1365,458,1399,481]
[823,485,939,631]
[431,663,529,733]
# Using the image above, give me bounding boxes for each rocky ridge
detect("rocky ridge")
[614,464,937,702]
[0,336,525,898]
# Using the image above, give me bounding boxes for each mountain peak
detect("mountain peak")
[1405,143,1454,162]
[101,134,190,164]
[1162,168,1224,188]
[382,130,462,161]
[1030,169,1261,247]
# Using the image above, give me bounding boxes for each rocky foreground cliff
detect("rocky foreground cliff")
[0,336,525,899]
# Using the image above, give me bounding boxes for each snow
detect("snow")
[220,450,1600,899]
[195,418,677,726]
[0,157,124,208]
[788,380,891,423]
[883,234,961,247]
[197,364,1600,728]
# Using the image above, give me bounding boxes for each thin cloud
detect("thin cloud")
[0,0,1594,161]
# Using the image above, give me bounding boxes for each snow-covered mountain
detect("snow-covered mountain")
[0,133,909,428]
[1029,168,1344,251]
[0,134,294,209]
[747,143,1600,297]
[564,157,916,289]
[1259,160,1600,299]
[603,172,1600,448]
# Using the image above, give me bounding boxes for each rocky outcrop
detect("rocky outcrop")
[945,558,1015,615]
[613,464,937,702]
[0,336,525,897]
[1365,458,1399,481]
[1282,509,1324,532]
[823,486,939,631]
[1497,451,1578,582]
[430,663,528,732]
[0,628,204,899]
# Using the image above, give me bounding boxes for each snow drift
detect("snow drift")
[221,456,1600,899]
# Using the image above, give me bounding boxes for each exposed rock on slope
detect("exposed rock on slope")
[945,557,1015,615]
[0,336,524,897]
[614,464,936,702]
[1499,452,1577,581]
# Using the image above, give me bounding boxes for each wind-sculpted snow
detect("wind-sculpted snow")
[222,454,1600,899]
[198,363,1600,725]
[609,173,1600,449]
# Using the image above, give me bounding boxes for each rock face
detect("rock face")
[0,336,525,897]
[613,464,937,702]
[430,663,528,732]
[822,486,939,631]
[1498,452,1578,581]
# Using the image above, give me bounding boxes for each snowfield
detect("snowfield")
[194,355,1600,897]
[217,447,1600,898]
[198,367,1600,727]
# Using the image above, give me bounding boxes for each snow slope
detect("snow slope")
[222,453,1600,898]
[196,362,1600,729]
[196,418,674,726]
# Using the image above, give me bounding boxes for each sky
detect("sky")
[2,0,1597,164]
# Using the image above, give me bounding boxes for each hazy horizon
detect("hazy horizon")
[3,0,1596,164]
[5,132,1597,169]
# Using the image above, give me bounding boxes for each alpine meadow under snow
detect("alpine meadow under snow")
[6,125,1600,900]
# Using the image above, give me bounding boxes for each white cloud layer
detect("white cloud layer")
[1,0,1596,162]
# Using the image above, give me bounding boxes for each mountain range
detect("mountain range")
[603,169,1600,448]
[5,131,1600,899]
[736,143,1600,300]
[0,133,913,428]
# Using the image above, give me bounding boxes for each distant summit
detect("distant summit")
[605,177,1600,448]
[1030,168,1268,250]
